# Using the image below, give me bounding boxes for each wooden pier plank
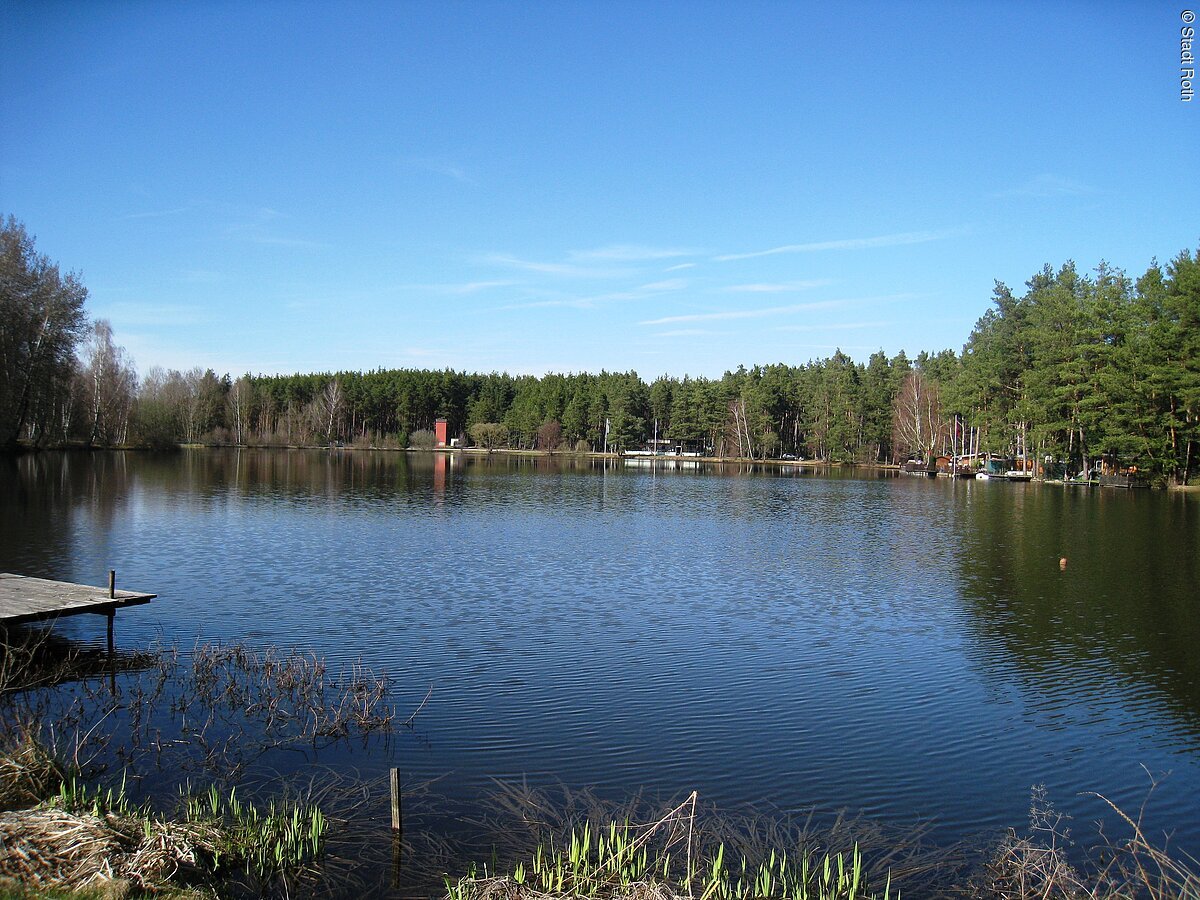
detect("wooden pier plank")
[0,573,155,626]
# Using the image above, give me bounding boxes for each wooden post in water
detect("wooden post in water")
[390,767,401,831]
[390,766,403,887]
[107,570,117,689]
[106,609,117,694]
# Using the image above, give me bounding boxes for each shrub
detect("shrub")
[409,429,436,450]
[470,422,509,451]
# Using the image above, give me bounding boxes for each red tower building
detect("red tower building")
[434,418,448,448]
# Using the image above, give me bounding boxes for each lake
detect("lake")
[3,449,1198,892]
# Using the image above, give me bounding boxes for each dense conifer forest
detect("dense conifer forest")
[3,217,1198,483]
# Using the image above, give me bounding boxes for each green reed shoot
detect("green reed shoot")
[178,782,328,879]
[448,824,895,900]
[51,770,150,820]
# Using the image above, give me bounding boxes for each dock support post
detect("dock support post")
[106,611,115,657]
[108,570,116,599]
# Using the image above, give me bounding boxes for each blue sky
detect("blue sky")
[2,2,1196,379]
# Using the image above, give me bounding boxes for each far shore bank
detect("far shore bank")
[3,439,888,469]
[10,442,1200,489]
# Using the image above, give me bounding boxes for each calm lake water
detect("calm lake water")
[3,449,1199,891]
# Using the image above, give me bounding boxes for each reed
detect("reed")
[177,782,328,879]
[1,630,401,794]
[468,780,954,895]
[443,792,896,900]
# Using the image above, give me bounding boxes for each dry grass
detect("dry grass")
[0,632,406,898]
[0,805,221,893]
[0,746,332,897]
[0,725,65,813]
[981,782,1200,899]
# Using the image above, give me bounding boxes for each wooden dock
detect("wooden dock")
[0,573,155,651]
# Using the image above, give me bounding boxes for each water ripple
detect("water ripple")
[2,451,1198,858]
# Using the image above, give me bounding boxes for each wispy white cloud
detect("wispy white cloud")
[637,278,689,292]
[502,296,598,310]
[568,244,697,262]
[396,280,517,294]
[664,262,696,272]
[775,320,889,333]
[224,207,326,249]
[639,300,842,326]
[721,279,833,293]
[407,158,475,184]
[484,253,632,278]
[714,230,949,261]
[655,328,720,337]
[240,234,327,249]
[503,278,687,310]
[119,205,195,221]
[990,173,1096,199]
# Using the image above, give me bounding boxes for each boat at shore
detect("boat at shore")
[974,456,1032,481]
[902,459,938,477]
[1099,472,1150,489]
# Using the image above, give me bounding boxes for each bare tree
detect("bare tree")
[321,378,343,443]
[79,320,137,446]
[227,374,254,445]
[536,419,562,452]
[892,371,946,460]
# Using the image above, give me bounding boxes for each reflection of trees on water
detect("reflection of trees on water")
[0,452,136,578]
[955,485,1200,741]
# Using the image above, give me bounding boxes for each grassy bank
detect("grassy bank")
[0,628,399,897]
[3,630,1198,898]
[0,738,326,898]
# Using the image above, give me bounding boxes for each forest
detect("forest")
[2,216,1198,484]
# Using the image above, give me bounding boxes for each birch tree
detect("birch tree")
[80,319,137,446]
[227,374,254,444]
[319,377,344,443]
[892,371,945,460]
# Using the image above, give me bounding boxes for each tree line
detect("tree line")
[2,216,1197,483]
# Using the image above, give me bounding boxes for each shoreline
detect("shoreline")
[2,440,892,470]
[12,444,1200,489]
